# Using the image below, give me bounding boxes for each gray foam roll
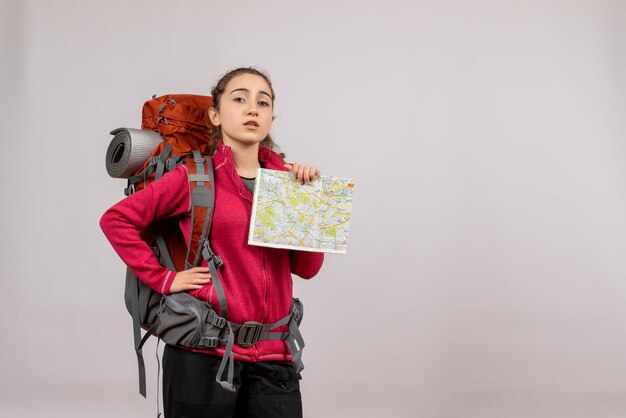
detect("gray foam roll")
[106,128,164,178]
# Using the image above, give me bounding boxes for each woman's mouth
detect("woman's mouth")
[244,120,259,129]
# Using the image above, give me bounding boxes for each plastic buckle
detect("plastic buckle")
[202,240,224,268]
[208,311,227,328]
[236,322,263,348]
[198,336,219,348]
[124,182,135,196]
[212,254,223,268]
[166,157,178,171]
[149,156,160,166]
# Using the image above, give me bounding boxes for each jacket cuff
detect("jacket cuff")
[161,270,176,294]
[290,250,324,279]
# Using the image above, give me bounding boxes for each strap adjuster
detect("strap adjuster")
[202,239,223,268]
[207,311,226,328]
[124,183,135,196]
[198,336,219,348]
[166,157,178,171]
[236,322,263,348]
[157,98,176,113]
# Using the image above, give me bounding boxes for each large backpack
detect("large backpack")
[105,94,305,397]
[107,94,222,396]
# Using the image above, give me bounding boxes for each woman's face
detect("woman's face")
[209,73,274,148]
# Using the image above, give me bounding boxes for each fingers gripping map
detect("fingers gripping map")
[248,169,354,254]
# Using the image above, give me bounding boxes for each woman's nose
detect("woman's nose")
[247,102,258,115]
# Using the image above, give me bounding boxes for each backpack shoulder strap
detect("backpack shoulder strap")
[185,150,213,266]
[184,151,229,319]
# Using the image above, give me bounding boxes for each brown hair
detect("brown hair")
[208,67,284,158]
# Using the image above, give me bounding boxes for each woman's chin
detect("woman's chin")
[222,135,266,148]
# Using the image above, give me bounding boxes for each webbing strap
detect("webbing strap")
[286,317,306,373]
[155,143,173,180]
[216,324,236,392]
[128,167,149,190]
[206,308,303,390]
[126,142,173,188]
[226,313,293,335]
[202,245,228,320]
[184,152,228,319]
[157,98,176,113]
[190,151,213,269]
[154,230,176,271]
[191,150,205,185]
[193,210,212,268]
[185,151,214,267]
[212,313,297,392]
[264,314,292,329]
[188,174,212,182]
[128,267,148,398]
[166,155,180,171]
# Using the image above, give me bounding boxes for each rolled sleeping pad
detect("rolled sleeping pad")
[106,128,164,178]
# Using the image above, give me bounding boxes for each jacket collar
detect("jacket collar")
[213,139,287,171]
[212,139,287,201]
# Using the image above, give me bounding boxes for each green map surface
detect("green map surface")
[248,169,354,254]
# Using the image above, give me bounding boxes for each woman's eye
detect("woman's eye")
[259,100,271,107]
[233,97,245,103]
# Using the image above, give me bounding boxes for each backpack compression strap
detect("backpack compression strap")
[125,142,182,195]
[127,267,149,397]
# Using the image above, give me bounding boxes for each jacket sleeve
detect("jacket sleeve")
[290,250,324,280]
[99,165,191,294]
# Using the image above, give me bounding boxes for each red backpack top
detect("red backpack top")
[133,94,213,187]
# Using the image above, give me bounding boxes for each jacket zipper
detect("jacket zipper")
[258,247,270,360]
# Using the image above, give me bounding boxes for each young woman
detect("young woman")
[100,67,324,418]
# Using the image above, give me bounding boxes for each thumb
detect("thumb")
[283,163,293,171]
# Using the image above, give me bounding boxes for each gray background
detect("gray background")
[1,0,625,417]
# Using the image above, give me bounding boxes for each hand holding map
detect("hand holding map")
[248,169,354,254]
[282,162,320,184]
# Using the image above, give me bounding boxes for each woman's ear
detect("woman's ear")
[208,107,220,127]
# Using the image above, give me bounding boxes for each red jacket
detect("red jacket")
[100,141,324,362]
